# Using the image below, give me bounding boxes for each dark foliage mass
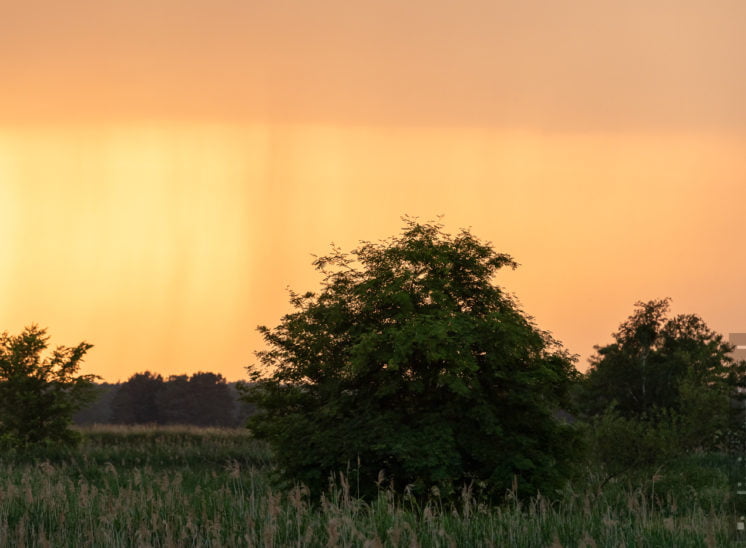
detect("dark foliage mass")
[111,371,165,424]
[582,298,744,419]
[241,219,582,499]
[157,372,237,426]
[578,299,746,477]
[72,373,253,427]
[0,325,97,447]
[104,371,243,426]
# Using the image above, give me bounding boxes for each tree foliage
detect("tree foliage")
[581,299,746,466]
[159,372,235,426]
[0,325,97,447]
[241,219,582,499]
[111,371,165,424]
[110,371,237,426]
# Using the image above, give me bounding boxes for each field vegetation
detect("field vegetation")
[3,221,746,545]
[0,425,739,547]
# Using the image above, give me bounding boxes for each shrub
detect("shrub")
[0,325,97,447]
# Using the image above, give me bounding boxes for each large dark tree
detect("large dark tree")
[241,219,581,499]
[0,325,97,447]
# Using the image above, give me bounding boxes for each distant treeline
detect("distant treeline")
[73,372,255,427]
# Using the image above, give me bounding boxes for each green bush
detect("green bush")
[0,325,97,448]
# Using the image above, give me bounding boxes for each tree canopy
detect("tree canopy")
[580,299,746,466]
[0,325,97,447]
[111,371,165,424]
[110,371,237,426]
[241,219,581,499]
[583,299,744,417]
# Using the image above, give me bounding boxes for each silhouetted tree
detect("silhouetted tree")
[0,325,97,447]
[157,372,235,426]
[111,372,164,424]
[241,219,582,499]
[186,372,235,426]
[158,374,191,424]
[100,372,242,426]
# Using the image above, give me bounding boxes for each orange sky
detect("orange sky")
[1,1,745,381]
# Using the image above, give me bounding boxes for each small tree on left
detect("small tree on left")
[0,325,97,447]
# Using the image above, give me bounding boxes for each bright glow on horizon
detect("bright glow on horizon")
[1,124,745,381]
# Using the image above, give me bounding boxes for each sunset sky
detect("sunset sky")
[1,1,745,382]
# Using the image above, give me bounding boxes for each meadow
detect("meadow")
[0,425,740,547]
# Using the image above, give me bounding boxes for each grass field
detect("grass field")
[0,425,740,546]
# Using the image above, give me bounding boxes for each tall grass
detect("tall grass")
[0,426,739,546]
